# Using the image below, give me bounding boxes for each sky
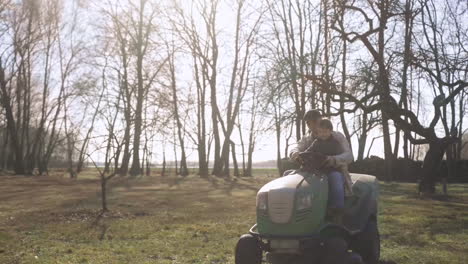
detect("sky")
[80,0,467,165]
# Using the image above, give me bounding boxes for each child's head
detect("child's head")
[317,119,333,140]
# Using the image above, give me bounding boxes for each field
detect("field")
[0,170,467,264]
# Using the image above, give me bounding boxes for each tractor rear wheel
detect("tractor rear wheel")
[351,218,380,264]
[235,234,262,264]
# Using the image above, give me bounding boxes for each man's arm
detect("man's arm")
[332,131,354,165]
[289,135,314,158]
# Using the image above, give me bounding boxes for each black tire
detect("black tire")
[321,237,350,264]
[235,234,262,264]
[351,218,380,264]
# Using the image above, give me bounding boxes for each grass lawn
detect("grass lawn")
[0,170,467,264]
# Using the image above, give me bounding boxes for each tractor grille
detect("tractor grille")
[295,209,313,223]
[268,188,295,224]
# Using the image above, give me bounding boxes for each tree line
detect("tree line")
[0,0,466,194]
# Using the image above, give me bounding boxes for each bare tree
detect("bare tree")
[167,42,188,176]
[76,74,106,175]
[244,82,266,177]
[170,0,219,177]
[265,0,320,141]
[129,0,161,176]
[309,0,468,193]
[100,0,167,176]
[216,0,263,176]
[0,0,86,175]
[28,0,60,174]
[0,0,40,175]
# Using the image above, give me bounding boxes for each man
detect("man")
[289,110,354,223]
[290,110,353,166]
[288,110,360,264]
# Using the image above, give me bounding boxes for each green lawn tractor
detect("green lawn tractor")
[235,169,380,264]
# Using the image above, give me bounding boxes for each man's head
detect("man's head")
[303,109,322,132]
[317,119,333,140]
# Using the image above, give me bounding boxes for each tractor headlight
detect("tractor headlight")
[256,192,268,211]
[296,193,313,210]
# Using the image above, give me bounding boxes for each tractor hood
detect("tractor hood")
[256,172,329,236]
[258,173,308,193]
[257,173,310,224]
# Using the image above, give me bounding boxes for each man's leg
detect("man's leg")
[327,170,345,224]
[327,170,345,208]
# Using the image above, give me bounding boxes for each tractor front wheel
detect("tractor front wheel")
[235,234,262,264]
[351,218,380,264]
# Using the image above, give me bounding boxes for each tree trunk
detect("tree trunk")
[238,113,247,177]
[1,129,8,170]
[357,135,367,161]
[63,97,76,179]
[377,1,393,181]
[129,0,148,177]
[246,117,256,177]
[207,2,221,177]
[30,20,54,176]
[119,114,131,174]
[146,148,151,177]
[444,144,456,195]
[0,69,25,175]
[101,178,108,212]
[193,55,209,177]
[275,109,282,176]
[323,0,332,115]
[173,126,178,176]
[357,110,369,161]
[161,151,167,177]
[129,71,143,176]
[211,106,221,176]
[339,35,352,150]
[246,139,255,177]
[401,0,414,161]
[169,51,189,176]
[393,128,401,158]
[419,141,445,194]
[117,31,131,176]
[231,140,239,177]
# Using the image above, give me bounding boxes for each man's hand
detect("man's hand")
[300,152,327,171]
[290,152,303,164]
[323,156,337,167]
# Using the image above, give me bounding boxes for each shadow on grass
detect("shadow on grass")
[222,178,260,196]
[159,174,260,196]
[87,211,109,240]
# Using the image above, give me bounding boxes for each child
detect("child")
[304,119,353,224]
